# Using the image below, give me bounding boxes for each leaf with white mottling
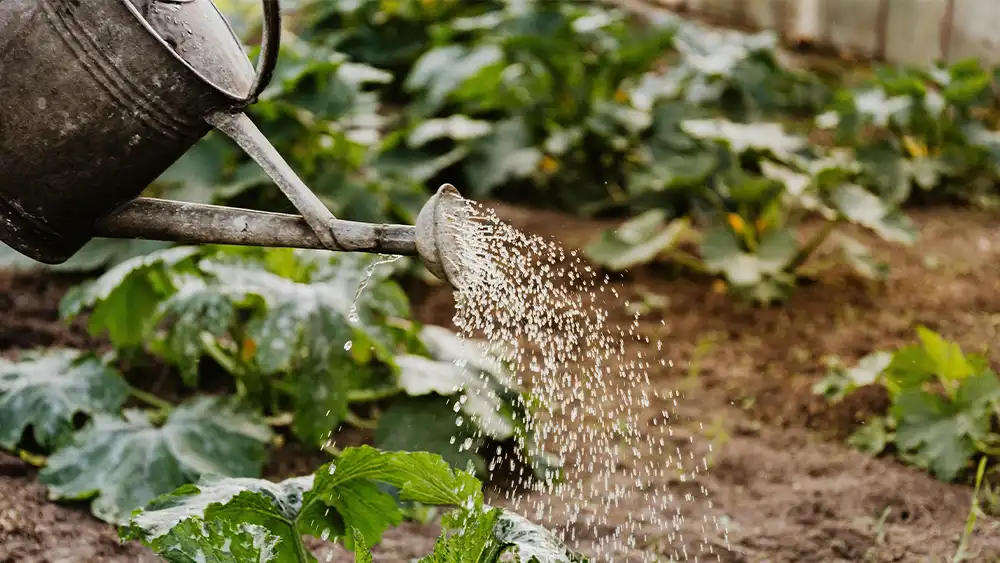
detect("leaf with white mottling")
[137,513,292,563]
[152,276,236,386]
[493,510,590,563]
[396,355,475,397]
[40,397,272,524]
[121,474,317,563]
[408,116,493,148]
[124,446,485,560]
[60,246,201,348]
[830,184,918,245]
[681,119,805,157]
[586,211,689,271]
[0,349,128,450]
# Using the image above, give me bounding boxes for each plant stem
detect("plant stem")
[290,522,312,563]
[953,456,988,563]
[265,412,294,427]
[344,411,379,430]
[347,386,403,404]
[128,386,174,411]
[201,335,244,377]
[788,220,837,272]
[665,249,711,275]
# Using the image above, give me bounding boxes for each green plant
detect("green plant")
[0,245,559,523]
[586,118,915,304]
[816,58,1000,209]
[120,445,588,563]
[815,326,1000,482]
[0,347,273,524]
[53,245,555,478]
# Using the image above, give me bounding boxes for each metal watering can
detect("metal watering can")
[0,0,466,287]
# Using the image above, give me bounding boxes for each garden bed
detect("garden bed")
[2,202,999,563]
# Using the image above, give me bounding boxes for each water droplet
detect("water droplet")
[343,341,353,351]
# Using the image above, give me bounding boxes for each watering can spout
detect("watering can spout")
[94,184,470,288]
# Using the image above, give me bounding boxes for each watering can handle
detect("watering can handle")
[240,0,282,107]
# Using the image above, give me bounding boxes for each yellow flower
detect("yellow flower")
[902,135,928,158]
[614,89,629,103]
[712,279,727,295]
[727,213,745,234]
[241,337,257,363]
[540,155,559,174]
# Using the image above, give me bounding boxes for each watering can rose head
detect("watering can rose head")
[416,184,471,290]
[0,0,471,289]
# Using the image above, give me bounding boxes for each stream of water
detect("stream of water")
[436,200,727,562]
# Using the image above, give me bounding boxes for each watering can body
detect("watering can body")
[0,0,466,288]
[0,0,270,264]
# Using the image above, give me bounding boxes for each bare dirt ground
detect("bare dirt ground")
[3,204,1000,562]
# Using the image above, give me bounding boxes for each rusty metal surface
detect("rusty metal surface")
[96,197,420,255]
[0,0,277,264]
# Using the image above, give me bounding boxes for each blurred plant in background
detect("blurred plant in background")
[3,0,998,296]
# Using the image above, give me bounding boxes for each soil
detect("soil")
[3,204,1000,562]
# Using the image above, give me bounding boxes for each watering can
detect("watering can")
[0,0,466,287]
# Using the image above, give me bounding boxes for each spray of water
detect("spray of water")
[343,254,403,353]
[440,200,728,562]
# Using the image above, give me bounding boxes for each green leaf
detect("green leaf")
[391,327,555,477]
[375,396,484,477]
[829,184,917,245]
[906,156,949,190]
[464,118,542,197]
[60,246,201,348]
[292,312,354,447]
[406,44,505,113]
[890,389,982,482]
[155,518,288,563]
[493,510,590,562]
[122,445,582,563]
[812,351,892,402]
[396,354,480,397]
[152,277,236,386]
[837,236,889,281]
[942,72,990,105]
[0,349,128,450]
[195,255,403,446]
[883,345,937,395]
[700,225,745,277]
[353,528,373,563]
[417,326,510,380]
[680,119,806,157]
[304,446,484,549]
[40,397,272,524]
[585,212,689,271]
[851,89,911,127]
[122,476,314,562]
[408,116,493,148]
[417,507,505,563]
[848,416,893,456]
[915,326,972,382]
[700,225,797,287]
[755,229,799,275]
